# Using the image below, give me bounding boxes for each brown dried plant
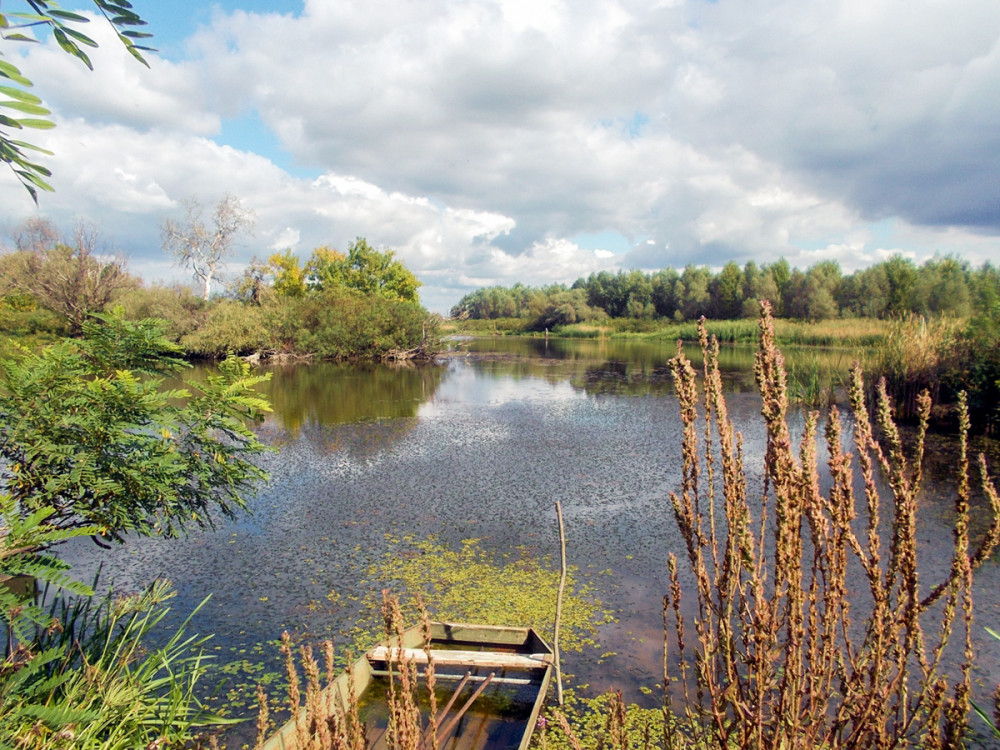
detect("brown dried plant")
[255,592,436,750]
[260,630,366,750]
[381,591,439,750]
[662,302,1000,749]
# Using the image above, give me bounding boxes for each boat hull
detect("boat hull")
[262,622,554,750]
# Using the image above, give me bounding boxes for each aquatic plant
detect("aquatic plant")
[661,302,1000,748]
[862,313,962,420]
[362,536,614,655]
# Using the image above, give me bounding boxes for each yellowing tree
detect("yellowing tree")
[268,249,306,297]
[306,238,421,303]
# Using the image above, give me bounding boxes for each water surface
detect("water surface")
[58,337,1000,739]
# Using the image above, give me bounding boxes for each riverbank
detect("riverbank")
[443,315,888,348]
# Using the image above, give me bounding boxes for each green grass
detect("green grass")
[451,316,895,348]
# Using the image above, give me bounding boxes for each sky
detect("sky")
[1,0,998,313]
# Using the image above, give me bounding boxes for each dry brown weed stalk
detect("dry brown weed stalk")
[662,302,1000,749]
[253,592,436,750]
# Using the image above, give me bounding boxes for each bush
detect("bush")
[111,285,205,342]
[279,289,435,360]
[180,299,270,358]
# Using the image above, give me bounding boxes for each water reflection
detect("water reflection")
[453,336,849,398]
[257,361,446,436]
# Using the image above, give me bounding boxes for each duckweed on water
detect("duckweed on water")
[203,535,615,737]
[362,536,615,653]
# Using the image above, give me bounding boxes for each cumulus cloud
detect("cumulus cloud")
[1,0,998,313]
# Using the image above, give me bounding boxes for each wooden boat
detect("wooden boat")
[262,622,555,750]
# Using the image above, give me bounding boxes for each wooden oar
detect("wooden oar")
[419,671,472,746]
[420,672,496,750]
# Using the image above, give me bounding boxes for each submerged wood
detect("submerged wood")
[261,621,554,750]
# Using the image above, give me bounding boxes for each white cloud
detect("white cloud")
[269,228,301,251]
[2,0,999,314]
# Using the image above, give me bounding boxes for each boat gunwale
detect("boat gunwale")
[260,622,554,750]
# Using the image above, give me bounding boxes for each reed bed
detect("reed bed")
[862,314,964,420]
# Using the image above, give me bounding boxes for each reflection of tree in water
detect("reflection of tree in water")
[257,361,446,439]
[570,361,666,396]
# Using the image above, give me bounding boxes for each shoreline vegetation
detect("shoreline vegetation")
[1,220,996,431]
[3,297,1000,746]
[0,226,443,364]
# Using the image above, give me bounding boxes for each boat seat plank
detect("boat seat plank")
[367,646,551,670]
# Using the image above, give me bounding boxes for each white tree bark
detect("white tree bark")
[161,195,255,300]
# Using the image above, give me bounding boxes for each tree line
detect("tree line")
[0,217,437,361]
[451,255,1000,327]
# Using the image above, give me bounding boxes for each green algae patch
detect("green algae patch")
[356,535,615,654]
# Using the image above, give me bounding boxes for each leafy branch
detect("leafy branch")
[0,0,154,201]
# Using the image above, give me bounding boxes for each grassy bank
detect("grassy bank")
[444,316,889,348]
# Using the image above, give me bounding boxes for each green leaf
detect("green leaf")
[14,169,54,192]
[9,139,54,153]
[14,118,55,130]
[0,85,43,104]
[52,28,93,69]
[0,100,50,115]
[123,42,150,66]
[110,12,144,26]
[0,59,32,86]
[0,113,23,128]
[60,26,99,48]
[3,32,39,42]
[48,10,91,23]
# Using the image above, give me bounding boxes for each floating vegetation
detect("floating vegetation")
[356,536,615,656]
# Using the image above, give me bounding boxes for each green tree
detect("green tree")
[1,1,153,201]
[918,255,971,317]
[308,238,421,303]
[710,261,744,319]
[768,258,792,316]
[839,264,889,318]
[883,254,919,317]
[678,265,711,320]
[0,311,270,544]
[650,267,679,318]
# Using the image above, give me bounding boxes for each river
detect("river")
[58,335,1000,742]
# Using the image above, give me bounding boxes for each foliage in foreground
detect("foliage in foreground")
[0,311,271,543]
[1,581,229,749]
[660,306,1000,748]
[0,312,274,748]
[0,1,153,202]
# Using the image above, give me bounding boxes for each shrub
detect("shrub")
[281,289,435,360]
[180,299,270,358]
[110,285,205,342]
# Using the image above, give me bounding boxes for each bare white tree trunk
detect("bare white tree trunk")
[161,195,254,300]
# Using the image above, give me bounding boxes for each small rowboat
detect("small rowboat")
[262,622,555,750]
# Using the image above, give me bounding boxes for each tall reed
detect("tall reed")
[864,314,963,420]
[662,303,1000,748]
